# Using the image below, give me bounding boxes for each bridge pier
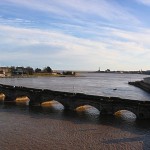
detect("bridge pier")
[100,109,114,115]
[4,95,16,105]
[29,91,42,107]
[100,102,114,115]
[136,105,150,119]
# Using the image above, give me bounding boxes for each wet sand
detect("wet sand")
[0,104,148,150]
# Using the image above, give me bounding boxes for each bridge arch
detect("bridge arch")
[41,100,64,110]
[0,91,16,104]
[15,96,30,106]
[114,108,137,119]
[0,93,5,101]
[73,101,100,113]
[75,104,100,115]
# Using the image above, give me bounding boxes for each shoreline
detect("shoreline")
[128,81,150,93]
[0,74,82,78]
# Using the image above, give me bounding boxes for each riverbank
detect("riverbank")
[0,73,82,78]
[128,81,150,93]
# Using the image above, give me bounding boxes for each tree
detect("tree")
[10,66,16,74]
[35,68,42,73]
[26,67,34,75]
[43,66,53,73]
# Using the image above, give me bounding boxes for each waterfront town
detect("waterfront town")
[0,66,150,78]
[0,66,76,77]
[96,67,150,75]
[0,66,150,94]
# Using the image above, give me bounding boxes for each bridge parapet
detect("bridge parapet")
[0,84,150,119]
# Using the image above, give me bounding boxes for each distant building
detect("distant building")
[16,67,24,75]
[62,71,76,76]
[0,67,11,77]
[11,67,34,76]
[98,67,100,72]
[0,70,5,77]
[105,69,110,72]
[12,67,25,75]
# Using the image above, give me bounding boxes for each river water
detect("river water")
[0,73,150,150]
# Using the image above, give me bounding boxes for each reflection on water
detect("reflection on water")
[115,110,136,121]
[15,96,30,106]
[41,100,64,114]
[0,93,5,101]
[41,100,64,109]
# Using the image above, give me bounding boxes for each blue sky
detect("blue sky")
[0,0,150,71]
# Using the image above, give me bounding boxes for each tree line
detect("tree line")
[10,66,53,75]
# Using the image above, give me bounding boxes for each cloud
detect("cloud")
[3,0,140,25]
[0,24,150,70]
[0,1,149,71]
[135,0,150,6]
[110,27,150,50]
[0,17,34,28]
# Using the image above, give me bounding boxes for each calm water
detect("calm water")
[0,73,150,150]
[0,73,150,100]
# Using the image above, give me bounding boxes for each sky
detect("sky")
[0,0,150,71]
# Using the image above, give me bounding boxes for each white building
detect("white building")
[0,67,11,77]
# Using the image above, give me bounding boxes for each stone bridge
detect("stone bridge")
[0,84,150,119]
